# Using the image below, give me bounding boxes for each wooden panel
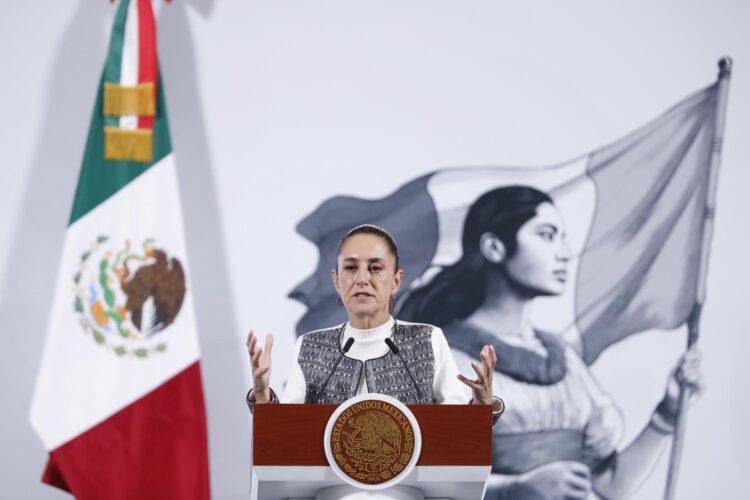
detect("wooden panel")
[253,404,335,466]
[253,404,492,466]
[410,405,492,465]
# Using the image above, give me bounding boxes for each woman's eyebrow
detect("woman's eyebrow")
[536,223,559,234]
[366,258,386,264]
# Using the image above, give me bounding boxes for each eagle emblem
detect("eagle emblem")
[344,411,402,467]
[329,399,417,485]
[73,236,186,358]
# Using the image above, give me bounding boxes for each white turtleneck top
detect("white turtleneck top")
[281,317,469,404]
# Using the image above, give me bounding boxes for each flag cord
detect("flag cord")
[663,56,732,500]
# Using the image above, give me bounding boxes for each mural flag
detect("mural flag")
[291,76,723,364]
[30,1,210,498]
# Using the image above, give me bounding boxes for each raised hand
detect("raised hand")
[458,344,496,405]
[246,330,274,403]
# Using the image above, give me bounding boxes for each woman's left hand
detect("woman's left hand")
[458,344,496,405]
[659,345,704,421]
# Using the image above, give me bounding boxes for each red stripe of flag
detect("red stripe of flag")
[41,362,210,499]
[137,0,157,130]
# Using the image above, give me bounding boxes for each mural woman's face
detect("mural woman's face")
[503,202,570,296]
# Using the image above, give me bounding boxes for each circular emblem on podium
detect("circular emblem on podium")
[324,394,422,489]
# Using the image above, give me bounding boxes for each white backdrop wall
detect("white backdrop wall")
[1,1,748,499]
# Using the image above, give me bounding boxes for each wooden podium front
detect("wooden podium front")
[253,404,492,499]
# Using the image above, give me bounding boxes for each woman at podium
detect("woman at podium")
[245,224,504,419]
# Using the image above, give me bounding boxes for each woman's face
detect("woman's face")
[503,202,570,296]
[332,234,403,321]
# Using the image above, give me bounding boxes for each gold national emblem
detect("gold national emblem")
[329,399,416,485]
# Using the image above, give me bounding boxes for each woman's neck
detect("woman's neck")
[347,311,392,330]
[468,271,535,341]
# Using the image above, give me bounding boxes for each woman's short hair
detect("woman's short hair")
[398,185,553,326]
[336,224,400,271]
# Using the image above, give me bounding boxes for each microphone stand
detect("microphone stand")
[385,337,424,403]
[316,335,354,399]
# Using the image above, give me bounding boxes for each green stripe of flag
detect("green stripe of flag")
[103,0,129,129]
[104,0,129,85]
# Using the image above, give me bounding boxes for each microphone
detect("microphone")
[385,338,423,402]
[343,337,355,353]
[316,337,355,400]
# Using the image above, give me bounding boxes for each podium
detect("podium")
[252,403,492,500]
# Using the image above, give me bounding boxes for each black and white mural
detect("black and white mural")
[290,68,726,498]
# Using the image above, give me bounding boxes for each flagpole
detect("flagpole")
[663,56,732,500]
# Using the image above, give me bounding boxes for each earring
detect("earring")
[336,294,344,306]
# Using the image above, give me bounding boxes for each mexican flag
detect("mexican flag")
[30,1,210,498]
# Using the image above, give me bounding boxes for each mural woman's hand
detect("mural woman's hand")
[246,330,274,403]
[458,344,496,405]
[510,461,592,500]
[658,346,704,425]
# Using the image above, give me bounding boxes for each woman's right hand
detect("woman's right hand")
[246,330,274,403]
[509,461,592,500]
[659,346,704,421]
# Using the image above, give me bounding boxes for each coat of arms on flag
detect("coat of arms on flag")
[73,236,186,357]
[30,1,210,498]
[290,59,730,499]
